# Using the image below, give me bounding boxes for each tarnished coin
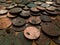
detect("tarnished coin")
[20,10,30,18]
[41,23,60,36]
[41,3,50,8]
[56,0,60,5]
[30,7,40,13]
[23,6,29,11]
[53,37,60,44]
[56,7,60,11]
[24,26,40,39]
[40,15,52,22]
[0,10,8,15]
[27,3,37,8]
[9,7,22,15]
[0,17,12,29]
[46,6,56,11]
[36,6,46,11]
[17,4,25,8]
[14,0,22,4]
[29,16,41,25]
[41,11,49,15]
[36,32,50,45]
[34,1,42,5]
[17,32,32,45]
[12,17,26,27]
[0,0,6,3]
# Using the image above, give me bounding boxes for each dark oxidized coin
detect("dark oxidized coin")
[56,0,60,5]
[40,15,52,22]
[56,7,60,11]
[41,11,49,15]
[9,7,22,15]
[0,0,6,3]
[53,36,60,44]
[29,16,41,25]
[20,10,30,18]
[17,32,32,45]
[24,26,40,39]
[41,23,60,36]
[14,0,22,4]
[12,17,26,27]
[35,32,50,45]
[12,25,26,32]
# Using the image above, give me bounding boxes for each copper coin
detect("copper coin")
[30,7,40,13]
[17,4,25,8]
[34,1,42,5]
[36,32,50,45]
[9,7,22,15]
[40,15,52,22]
[12,17,26,27]
[41,23,60,36]
[36,6,46,10]
[56,0,60,5]
[20,10,30,18]
[24,26,40,39]
[23,6,29,11]
[0,10,8,15]
[46,1,54,4]
[46,6,56,11]
[29,16,41,25]
[0,17,12,29]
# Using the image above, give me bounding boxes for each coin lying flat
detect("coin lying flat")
[17,4,25,8]
[23,6,29,11]
[17,32,32,45]
[9,7,22,15]
[0,10,8,15]
[29,16,41,25]
[24,26,40,39]
[20,10,30,18]
[0,17,12,29]
[36,32,50,45]
[40,15,52,22]
[12,17,26,27]
[34,1,42,5]
[41,23,60,36]
[46,1,54,4]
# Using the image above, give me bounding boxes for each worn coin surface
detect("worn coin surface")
[0,17,12,29]
[24,26,40,39]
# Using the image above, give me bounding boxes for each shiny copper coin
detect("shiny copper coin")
[41,23,60,36]
[46,1,54,4]
[0,17,12,29]
[24,26,40,39]
[29,16,41,25]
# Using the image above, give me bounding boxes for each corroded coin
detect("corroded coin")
[17,4,25,8]
[34,1,42,5]
[41,23,60,36]
[0,10,8,15]
[36,32,50,45]
[9,7,22,15]
[20,10,30,18]
[29,16,41,25]
[40,15,52,22]
[46,6,56,11]
[24,26,40,39]
[12,17,26,27]
[0,17,12,29]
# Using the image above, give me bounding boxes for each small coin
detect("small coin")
[12,17,26,27]
[46,1,54,4]
[17,4,25,8]
[24,26,40,39]
[41,23,60,36]
[23,6,29,11]
[0,17,12,29]
[29,16,41,25]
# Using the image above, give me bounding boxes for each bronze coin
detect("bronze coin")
[41,23,60,36]
[30,7,40,13]
[29,16,41,25]
[9,7,22,15]
[34,1,42,5]
[40,15,52,22]
[12,17,26,27]
[46,1,54,4]
[17,4,25,8]
[24,26,40,39]
[23,6,29,11]
[0,17,12,29]
[20,10,30,18]
[46,6,56,11]
[56,0,60,5]
[36,32,50,45]
[36,6,46,11]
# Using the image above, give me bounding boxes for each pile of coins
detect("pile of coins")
[0,0,60,45]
